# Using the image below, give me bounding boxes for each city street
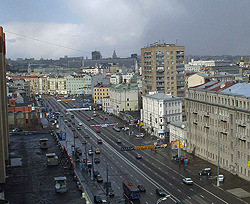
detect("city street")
[44,95,247,204]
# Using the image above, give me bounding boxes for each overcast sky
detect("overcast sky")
[1,0,250,59]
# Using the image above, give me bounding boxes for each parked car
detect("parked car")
[138,184,146,192]
[156,188,166,196]
[199,168,212,176]
[72,122,75,125]
[183,178,193,185]
[218,174,225,182]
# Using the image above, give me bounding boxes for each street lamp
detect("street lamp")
[156,195,170,204]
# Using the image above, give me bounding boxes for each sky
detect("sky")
[1,0,250,60]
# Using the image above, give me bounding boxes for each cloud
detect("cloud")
[3,0,250,59]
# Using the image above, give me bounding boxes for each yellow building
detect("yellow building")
[93,83,110,104]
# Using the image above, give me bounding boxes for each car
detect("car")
[12,128,22,132]
[183,178,193,185]
[116,139,122,144]
[95,148,101,154]
[75,147,82,155]
[97,139,102,144]
[72,122,75,125]
[78,122,83,126]
[137,184,146,192]
[68,119,72,122]
[82,140,87,144]
[107,188,115,197]
[85,135,90,139]
[94,195,102,203]
[91,117,94,120]
[113,126,121,132]
[74,134,78,138]
[77,127,81,130]
[72,128,76,131]
[71,114,74,118]
[218,174,225,182]
[96,175,103,183]
[96,130,101,133]
[65,102,68,104]
[87,118,91,121]
[86,161,92,167]
[94,158,100,164]
[136,133,144,138]
[64,119,68,123]
[67,123,71,127]
[88,149,94,155]
[94,170,100,178]
[136,154,142,159]
[199,168,212,176]
[156,188,166,196]
[93,113,97,117]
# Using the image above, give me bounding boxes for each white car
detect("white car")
[78,123,83,126]
[183,178,193,185]
[88,150,94,155]
[136,133,144,138]
[218,175,225,182]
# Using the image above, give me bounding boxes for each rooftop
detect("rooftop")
[144,93,182,101]
[111,83,138,90]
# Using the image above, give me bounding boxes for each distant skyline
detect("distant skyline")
[1,0,250,60]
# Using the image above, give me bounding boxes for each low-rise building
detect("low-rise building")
[110,83,139,116]
[93,83,110,104]
[110,74,122,84]
[186,81,250,181]
[102,97,111,113]
[142,93,183,139]
[82,67,99,75]
[47,75,67,95]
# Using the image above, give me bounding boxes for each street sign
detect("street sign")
[171,140,187,150]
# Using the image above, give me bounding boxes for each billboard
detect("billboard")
[171,140,187,150]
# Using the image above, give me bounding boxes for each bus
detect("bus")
[122,180,140,200]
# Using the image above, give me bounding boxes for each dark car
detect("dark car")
[199,168,212,176]
[68,119,72,122]
[138,184,146,192]
[97,139,102,144]
[94,158,100,164]
[96,175,103,183]
[116,139,122,144]
[87,118,91,121]
[94,170,100,178]
[107,188,115,197]
[136,154,142,159]
[72,122,75,125]
[71,128,76,131]
[94,195,102,203]
[67,123,71,127]
[156,188,166,196]
[96,130,101,133]
[77,127,81,130]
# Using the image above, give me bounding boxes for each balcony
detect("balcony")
[219,115,228,122]
[193,110,198,114]
[237,120,246,127]
[220,128,228,134]
[236,132,247,141]
[204,123,210,129]
[204,112,209,117]
[193,119,198,125]
[156,78,164,82]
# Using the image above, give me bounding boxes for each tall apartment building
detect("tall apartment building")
[0,27,9,183]
[141,43,185,97]
[186,81,250,181]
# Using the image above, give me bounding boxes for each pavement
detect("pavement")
[1,131,83,204]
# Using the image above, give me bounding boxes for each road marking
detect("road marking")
[131,174,133,177]
[158,167,161,170]
[188,196,191,199]
[136,180,139,182]
[172,177,175,180]
[113,181,115,183]
[111,166,113,169]
[120,176,122,178]
[118,187,120,189]
[178,189,181,192]
[142,163,145,166]
[190,188,193,191]
[162,177,164,180]
[169,183,172,186]
[150,192,153,195]
[200,195,204,198]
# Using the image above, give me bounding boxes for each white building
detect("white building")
[102,97,112,113]
[169,121,187,142]
[184,64,201,73]
[121,73,135,83]
[47,75,67,95]
[110,83,139,116]
[66,75,92,95]
[142,93,183,139]
[82,67,99,75]
[110,74,122,84]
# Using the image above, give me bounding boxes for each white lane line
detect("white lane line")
[118,187,120,189]
[142,163,145,166]
[190,188,193,191]
[178,189,181,192]
[131,174,133,177]
[120,176,122,178]
[172,177,175,180]
[150,192,153,195]
[169,183,172,186]
[162,177,164,180]
[112,181,115,183]
[136,180,139,182]
[111,166,113,169]
[158,167,161,170]
[200,195,204,198]
[188,196,191,199]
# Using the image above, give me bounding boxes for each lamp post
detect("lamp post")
[156,195,170,204]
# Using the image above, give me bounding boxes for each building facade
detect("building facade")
[169,121,187,143]
[47,76,67,95]
[141,43,185,97]
[0,27,9,183]
[142,93,182,139]
[110,84,139,116]
[66,75,91,95]
[93,84,110,104]
[186,81,250,181]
